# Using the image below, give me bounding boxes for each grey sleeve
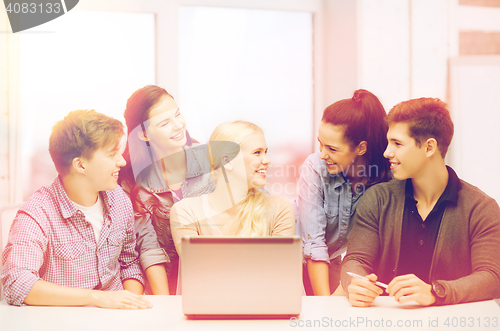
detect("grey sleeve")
[134,212,169,270]
[340,187,380,294]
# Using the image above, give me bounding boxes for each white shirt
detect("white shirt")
[73,196,104,243]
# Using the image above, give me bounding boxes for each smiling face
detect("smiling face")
[143,96,187,156]
[317,122,361,176]
[240,131,270,189]
[81,141,126,192]
[384,122,427,180]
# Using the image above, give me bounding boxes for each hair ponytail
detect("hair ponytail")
[322,89,391,185]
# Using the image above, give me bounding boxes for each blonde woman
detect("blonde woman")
[171,121,295,257]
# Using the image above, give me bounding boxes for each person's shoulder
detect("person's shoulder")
[266,194,289,203]
[363,178,405,198]
[458,179,499,208]
[106,184,129,198]
[185,143,213,175]
[266,195,293,211]
[185,143,208,161]
[172,195,204,212]
[20,182,60,217]
[103,185,133,213]
[118,177,133,193]
[298,152,324,178]
[303,152,321,166]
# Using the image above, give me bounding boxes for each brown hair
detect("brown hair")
[119,85,196,215]
[386,97,454,158]
[49,109,124,175]
[322,89,391,185]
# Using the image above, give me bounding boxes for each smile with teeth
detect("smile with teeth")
[390,162,400,170]
[112,171,120,178]
[171,131,184,140]
[256,169,266,175]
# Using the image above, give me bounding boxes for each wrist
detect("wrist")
[87,289,100,306]
[431,282,446,305]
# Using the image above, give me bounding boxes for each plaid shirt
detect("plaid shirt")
[0,177,144,306]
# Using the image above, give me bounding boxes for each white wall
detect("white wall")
[449,57,500,204]
[1,0,500,206]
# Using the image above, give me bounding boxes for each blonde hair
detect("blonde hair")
[208,121,269,236]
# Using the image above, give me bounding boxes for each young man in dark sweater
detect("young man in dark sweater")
[341,97,500,306]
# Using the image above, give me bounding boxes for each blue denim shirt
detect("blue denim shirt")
[295,152,364,263]
[121,144,215,272]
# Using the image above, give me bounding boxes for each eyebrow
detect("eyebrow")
[155,108,180,127]
[317,137,337,149]
[157,119,169,127]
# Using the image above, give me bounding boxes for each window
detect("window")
[19,10,155,199]
[178,6,313,200]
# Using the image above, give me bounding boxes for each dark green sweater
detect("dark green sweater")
[341,177,500,305]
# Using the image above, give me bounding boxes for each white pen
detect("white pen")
[347,272,388,289]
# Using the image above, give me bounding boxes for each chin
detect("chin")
[249,180,266,190]
[171,137,187,148]
[392,172,408,181]
[102,183,118,191]
[327,168,341,175]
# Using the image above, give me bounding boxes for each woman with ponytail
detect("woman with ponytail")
[119,85,215,294]
[296,89,391,296]
[170,121,295,258]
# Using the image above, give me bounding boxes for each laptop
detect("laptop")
[181,236,303,318]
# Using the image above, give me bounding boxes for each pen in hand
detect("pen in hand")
[347,272,388,289]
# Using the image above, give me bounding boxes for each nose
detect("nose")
[117,154,127,167]
[383,145,392,159]
[172,118,183,130]
[262,154,270,166]
[319,146,327,160]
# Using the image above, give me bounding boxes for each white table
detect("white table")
[1,296,499,331]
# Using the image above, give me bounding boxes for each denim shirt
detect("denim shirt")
[121,144,215,272]
[295,152,364,263]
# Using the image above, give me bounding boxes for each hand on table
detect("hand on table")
[347,273,384,307]
[91,290,153,309]
[387,274,436,306]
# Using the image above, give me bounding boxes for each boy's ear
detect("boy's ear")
[356,141,367,156]
[72,157,86,174]
[424,138,438,157]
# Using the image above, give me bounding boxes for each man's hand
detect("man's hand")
[90,290,153,309]
[347,273,383,307]
[387,274,436,306]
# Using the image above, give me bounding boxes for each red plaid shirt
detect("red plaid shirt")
[1,177,144,306]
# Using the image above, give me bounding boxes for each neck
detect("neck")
[61,175,99,207]
[343,155,368,183]
[160,149,187,186]
[208,175,249,216]
[156,145,185,159]
[411,160,448,206]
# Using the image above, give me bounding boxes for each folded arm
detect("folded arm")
[24,279,152,309]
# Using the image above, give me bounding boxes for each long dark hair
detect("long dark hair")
[119,85,195,213]
[322,89,391,185]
